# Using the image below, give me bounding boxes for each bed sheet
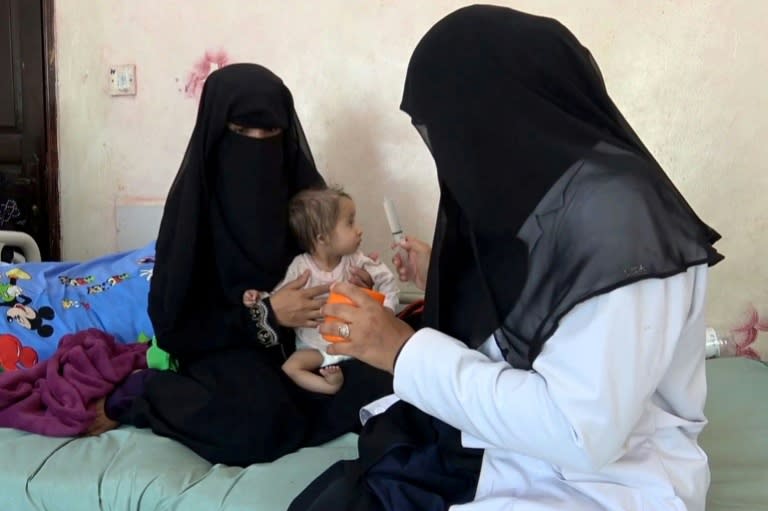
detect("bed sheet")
[0,243,155,372]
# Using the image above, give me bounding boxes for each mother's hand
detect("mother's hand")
[319,282,415,374]
[270,271,329,328]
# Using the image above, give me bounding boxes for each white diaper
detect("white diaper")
[295,338,352,367]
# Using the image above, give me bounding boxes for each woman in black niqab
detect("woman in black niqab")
[110,64,393,466]
[401,5,722,368]
[291,6,722,511]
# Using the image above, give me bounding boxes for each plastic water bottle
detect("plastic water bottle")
[705,327,739,359]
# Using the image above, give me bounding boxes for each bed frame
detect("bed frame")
[0,230,42,263]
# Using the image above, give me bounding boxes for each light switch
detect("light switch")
[109,65,136,96]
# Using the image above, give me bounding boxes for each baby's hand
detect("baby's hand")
[242,289,260,308]
[348,266,374,289]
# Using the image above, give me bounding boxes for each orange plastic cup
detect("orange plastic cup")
[322,288,385,343]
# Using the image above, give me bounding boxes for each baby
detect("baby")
[244,186,399,394]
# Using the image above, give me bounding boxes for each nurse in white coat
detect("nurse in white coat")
[302,5,724,511]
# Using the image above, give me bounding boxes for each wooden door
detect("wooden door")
[0,0,59,260]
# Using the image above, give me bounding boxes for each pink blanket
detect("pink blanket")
[0,329,147,436]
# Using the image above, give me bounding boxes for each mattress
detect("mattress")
[0,357,764,510]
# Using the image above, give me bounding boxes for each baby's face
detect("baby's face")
[329,197,363,256]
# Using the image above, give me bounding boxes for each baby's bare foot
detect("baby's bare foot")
[319,365,344,391]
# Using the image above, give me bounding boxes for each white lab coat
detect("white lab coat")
[368,264,709,510]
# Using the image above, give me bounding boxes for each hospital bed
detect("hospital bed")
[0,231,764,510]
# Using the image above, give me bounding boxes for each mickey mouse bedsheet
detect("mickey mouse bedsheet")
[0,242,155,372]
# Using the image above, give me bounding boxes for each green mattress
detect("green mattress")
[0,357,765,510]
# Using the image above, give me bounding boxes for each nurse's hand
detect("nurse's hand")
[392,236,431,291]
[320,282,415,374]
[270,270,329,328]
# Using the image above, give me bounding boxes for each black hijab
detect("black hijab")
[150,63,323,338]
[401,5,722,368]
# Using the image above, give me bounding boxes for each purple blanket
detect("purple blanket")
[0,329,147,436]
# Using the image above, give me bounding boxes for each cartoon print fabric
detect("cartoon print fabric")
[0,242,155,370]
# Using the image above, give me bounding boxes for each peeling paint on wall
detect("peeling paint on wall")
[721,304,768,361]
[184,49,230,99]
